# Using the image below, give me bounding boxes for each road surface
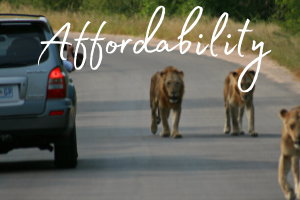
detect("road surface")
[0,38,299,200]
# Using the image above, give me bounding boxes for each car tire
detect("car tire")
[54,125,78,168]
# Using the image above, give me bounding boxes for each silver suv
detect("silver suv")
[0,14,78,168]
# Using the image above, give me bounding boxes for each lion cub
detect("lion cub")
[278,106,300,200]
[150,66,184,138]
[223,67,257,136]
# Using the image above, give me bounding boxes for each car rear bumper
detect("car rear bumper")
[0,98,76,134]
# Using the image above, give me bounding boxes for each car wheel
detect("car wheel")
[54,125,78,168]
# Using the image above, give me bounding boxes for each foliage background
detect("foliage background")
[3,0,299,35]
[2,0,276,19]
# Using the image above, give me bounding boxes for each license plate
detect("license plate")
[0,86,13,98]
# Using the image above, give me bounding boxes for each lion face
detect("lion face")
[279,107,300,149]
[161,70,184,104]
[232,70,255,102]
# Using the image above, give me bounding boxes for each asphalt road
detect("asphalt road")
[1,38,299,200]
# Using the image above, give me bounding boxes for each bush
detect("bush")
[0,0,82,11]
[274,0,300,35]
[0,0,276,21]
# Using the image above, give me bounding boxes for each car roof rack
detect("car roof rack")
[0,14,45,18]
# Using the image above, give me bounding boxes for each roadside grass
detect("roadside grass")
[1,2,299,75]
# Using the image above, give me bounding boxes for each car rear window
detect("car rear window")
[0,23,49,68]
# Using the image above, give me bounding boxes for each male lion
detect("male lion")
[223,67,257,136]
[278,106,300,200]
[150,66,184,138]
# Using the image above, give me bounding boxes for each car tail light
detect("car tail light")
[47,67,66,99]
[49,110,64,116]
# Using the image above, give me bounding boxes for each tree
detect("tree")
[275,0,300,35]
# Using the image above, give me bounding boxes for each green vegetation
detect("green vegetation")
[1,0,276,20]
[273,0,300,35]
[0,0,299,75]
[2,0,299,35]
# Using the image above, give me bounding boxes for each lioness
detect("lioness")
[150,66,184,138]
[223,67,257,136]
[278,106,300,200]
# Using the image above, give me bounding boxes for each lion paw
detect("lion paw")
[230,131,239,136]
[171,132,182,139]
[151,121,158,134]
[160,132,170,138]
[224,127,230,134]
[239,131,245,135]
[285,189,296,200]
[249,130,258,137]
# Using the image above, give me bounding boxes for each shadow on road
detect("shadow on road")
[183,133,281,139]
[76,156,278,172]
[0,160,56,173]
[0,154,278,174]
[76,125,281,139]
